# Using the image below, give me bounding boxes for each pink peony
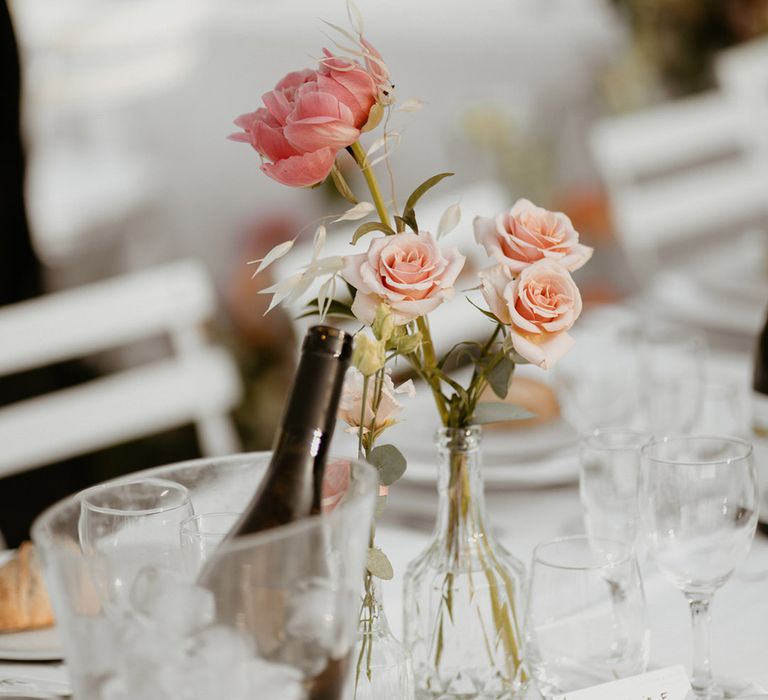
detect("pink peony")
[230,52,381,188]
[479,260,582,369]
[342,232,466,325]
[474,199,593,273]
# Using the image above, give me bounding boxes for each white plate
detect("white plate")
[0,551,63,661]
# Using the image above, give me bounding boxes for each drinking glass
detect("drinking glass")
[579,429,651,550]
[78,477,194,603]
[638,328,705,435]
[639,436,758,699]
[524,535,650,698]
[179,511,240,575]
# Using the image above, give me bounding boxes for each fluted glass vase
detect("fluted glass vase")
[403,426,528,700]
[351,571,414,699]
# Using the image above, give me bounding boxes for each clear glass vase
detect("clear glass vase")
[350,572,414,699]
[403,426,528,700]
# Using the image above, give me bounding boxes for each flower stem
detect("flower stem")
[350,141,391,228]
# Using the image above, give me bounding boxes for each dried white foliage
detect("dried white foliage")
[334,201,375,223]
[248,240,294,277]
[437,202,461,239]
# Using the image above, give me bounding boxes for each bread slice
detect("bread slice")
[0,542,55,632]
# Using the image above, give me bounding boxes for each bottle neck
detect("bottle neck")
[433,426,489,548]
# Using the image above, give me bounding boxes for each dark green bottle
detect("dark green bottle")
[232,325,352,535]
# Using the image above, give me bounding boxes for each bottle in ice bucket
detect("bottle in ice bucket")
[201,325,354,700]
[231,324,352,535]
[752,309,768,535]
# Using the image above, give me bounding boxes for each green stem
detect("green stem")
[357,374,370,461]
[350,141,391,228]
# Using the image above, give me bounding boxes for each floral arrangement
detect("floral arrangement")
[231,2,591,696]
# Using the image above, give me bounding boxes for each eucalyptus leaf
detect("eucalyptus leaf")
[366,548,394,580]
[473,402,535,425]
[403,172,454,221]
[368,444,407,486]
[486,355,515,399]
[352,221,395,244]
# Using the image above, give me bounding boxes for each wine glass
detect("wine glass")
[179,511,240,575]
[523,535,650,698]
[78,477,194,603]
[637,328,705,435]
[579,429,651,551]
[638,436,758,699]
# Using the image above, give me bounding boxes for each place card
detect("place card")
[551,665,692,700]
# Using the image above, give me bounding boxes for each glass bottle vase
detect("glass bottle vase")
[402,426,528,700]
[350,572,414,699]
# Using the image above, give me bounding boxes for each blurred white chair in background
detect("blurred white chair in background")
[715,37,768,158]
[590,91,768,282]
[0,260,241,479]
[10,0,210,269]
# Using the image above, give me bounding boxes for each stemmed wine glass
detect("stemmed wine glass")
[638,436,758,699]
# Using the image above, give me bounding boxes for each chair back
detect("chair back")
[0,260,242,478]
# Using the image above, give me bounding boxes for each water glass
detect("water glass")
[639,436,758,699]
[638,328,705,435]
[579,429,651,549]
[524,535,650,698]
[179,511,240,575]
[78,478,194,603]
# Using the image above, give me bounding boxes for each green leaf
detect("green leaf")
[368,444,407,486]
[352,221,395,244]
[295,298,356,320]
[403,172,454,221]
[366,547,394,580]
[394,214,417,233]
[486,355,515,399]
[466,296,502,324]
[473,402,535,425]
[329,164,358,204]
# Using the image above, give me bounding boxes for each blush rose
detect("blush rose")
[229,50,381,188]
[341,231,466,325]
[479,260,582,369]
[474,198,593,273]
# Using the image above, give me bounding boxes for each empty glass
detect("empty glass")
[579,429,651,550]
[637,328,705,436]
[179,512,241,575]
[524,535,650,698]
[639,436,758,699]
[78,478,194,604]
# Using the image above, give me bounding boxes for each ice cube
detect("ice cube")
[130,566,215,636]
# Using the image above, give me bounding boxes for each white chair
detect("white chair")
[0,259,242,479]
[715,37,768,158]
[590,91,768,281]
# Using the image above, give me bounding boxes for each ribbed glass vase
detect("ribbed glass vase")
[402,426,528,700]
[351,572,414,699]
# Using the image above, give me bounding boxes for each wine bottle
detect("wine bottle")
[231,325,353,536]
[751,310,768,536]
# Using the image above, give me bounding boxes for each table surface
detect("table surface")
[2,342,766,697]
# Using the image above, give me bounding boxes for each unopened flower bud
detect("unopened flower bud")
[372,304,395,342]
[394,332,422,355]
[352,334,386,376]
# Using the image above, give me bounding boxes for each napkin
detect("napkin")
[738,682,768,698]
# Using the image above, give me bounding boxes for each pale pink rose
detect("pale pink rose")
[474,199,593,273]
[337,367,415,437]
[342,232,466,325]
[479,260,582,369]
[229,50,381,187]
